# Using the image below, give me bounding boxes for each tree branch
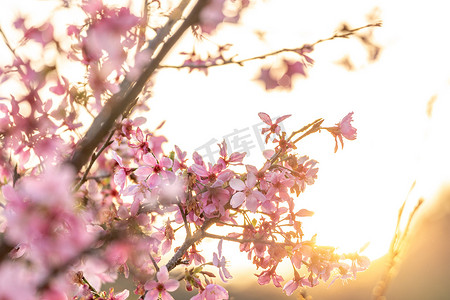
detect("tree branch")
[165,218,216,272]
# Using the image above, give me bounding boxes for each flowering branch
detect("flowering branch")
[159,22,382,70]
[0,1,379,299]
[69,0,209,173]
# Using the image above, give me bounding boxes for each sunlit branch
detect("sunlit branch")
[289,118,324,144]
[159,22,382,70]
[0,26,17,57]
[311,22,382,47]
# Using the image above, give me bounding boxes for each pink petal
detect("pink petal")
[283,280,299,296]
[160,157,173,168]
[145,289,160,300]
[1,185,19,202]
[130,198,140,216]
[213,253,219,267]
[262,149,275,160]
[230,192,245,208]
[164,279,180,292]
[246,172,256,188]
[252,190,266,202]
[295,209,314,217]
[160,290,176,300]
[229,178,245,191]
[162,239,172,255]
[114,169,126,189]
[136,127,144,142]
[191,164,209,177]
[229,152,246,163]
[157,266,169,282]
[135,166,152,177]
[143,153,157,166]
[111,151,123,167]
[275,114,291,124]
[218,239,223,257]
[245,195,259,212]
[144,280,157,290]
[258,112,272,125]
[115,289,130,300]
[148,173,161,188]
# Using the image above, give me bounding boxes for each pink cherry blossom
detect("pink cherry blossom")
[256,268,284,287]
[105,288,130,300]
[256,67,279,90]
[212,239,232,282]
[229,173,266,212]
[199,0,226,34]
[112,151,132,191]
[266,172,294,202]
[326,112,357,152]
[144,266,179,300]
[258,112,291,143]
[191,284,228,300]
[287,155,319,195]
[135,153,173,188]
[283,276,311,296]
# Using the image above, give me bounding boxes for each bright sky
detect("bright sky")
[1,0,450,270]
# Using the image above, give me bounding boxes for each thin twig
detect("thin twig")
[159,22,382,70]
[0,27,17,56]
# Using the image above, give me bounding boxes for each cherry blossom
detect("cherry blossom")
[135,153,173,188]
[258,112,291,143]
[144,266,179,300]
[0,1,371,298]
[199,0,226,34]
[325,112,357,152]
[229,172,266,212]
[191,284,229,300]
[212,239,233,282]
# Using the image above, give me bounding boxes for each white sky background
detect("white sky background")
[1,0,450,267]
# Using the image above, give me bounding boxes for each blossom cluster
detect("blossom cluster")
[0,0,368,299]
